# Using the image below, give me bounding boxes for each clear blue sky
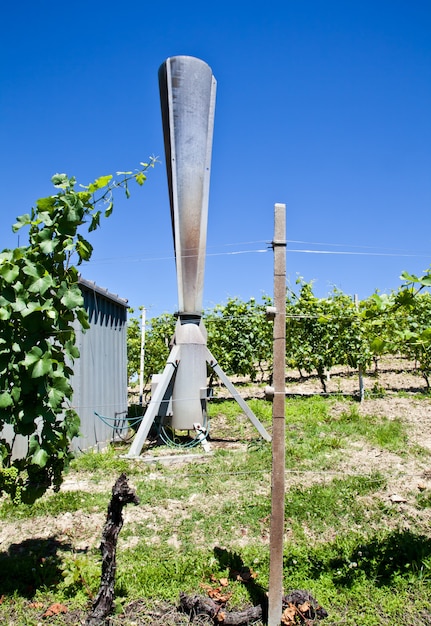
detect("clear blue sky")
[1,1,430,318]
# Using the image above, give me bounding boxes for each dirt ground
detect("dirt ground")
[2,357,431,624]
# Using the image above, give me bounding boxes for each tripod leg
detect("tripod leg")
[125,345,180,457]
[205,349,271,442]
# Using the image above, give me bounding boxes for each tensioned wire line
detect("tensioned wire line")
[74,379,397,410]
[288,238,431,253]
[71,391,266,411]
[86,238,431,264]
[65,311,410,330]
[87,247,430,263]
[141,467,408,485]
[288,249,430,257]
[87,248,269,264]
[37,300,390,330]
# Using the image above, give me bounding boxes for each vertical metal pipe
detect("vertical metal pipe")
[268,203,286,625]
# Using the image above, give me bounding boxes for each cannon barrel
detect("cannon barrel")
[159,55,216,314]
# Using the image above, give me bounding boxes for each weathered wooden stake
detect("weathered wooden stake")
[354,294,365,402]
[139,307,146,406]
[268,203,287,625]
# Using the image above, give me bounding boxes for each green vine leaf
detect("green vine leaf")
[51,173,70,188]
[75,235,93,263]
[135,172,147,186]
[0,158,156,504]
[48,386,66,409]
[0,391,13,408]
[0,263,19,283]
[61,288,84,309]
[88,210,101,232]
[12,214,31,232]
[39,239,58,254]
[32,354,53,378]
[31,447,49,468]
[22,346,43,366]
[87,174,113,193]
[104,201,113,218]
[27,273,54,295]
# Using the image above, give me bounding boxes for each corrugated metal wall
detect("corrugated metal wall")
[3,279,128,458]
[70,281,128,452]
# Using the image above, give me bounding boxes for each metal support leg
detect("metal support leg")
[205,348,272,442]
[125,345,180,458]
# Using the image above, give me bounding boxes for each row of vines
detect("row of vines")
[128,271,431,393]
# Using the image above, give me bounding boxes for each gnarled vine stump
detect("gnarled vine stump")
[84,473,139,626]
[179,589,328,625]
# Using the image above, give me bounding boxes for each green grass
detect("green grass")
[285,473,386,534]
[1,394,431,624]
[0,490,109,520]
[68,443,146,476]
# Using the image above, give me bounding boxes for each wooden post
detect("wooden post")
[354,295,364,402]
[139,307,146,406]
[268,203,286,625]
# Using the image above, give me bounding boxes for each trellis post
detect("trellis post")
[268,202,286,625]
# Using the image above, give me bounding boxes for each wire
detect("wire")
[146,466,419,484]
[287,239,431,254]
[86,237,431,264]
[287,248,430,258]
[88,247,270,265]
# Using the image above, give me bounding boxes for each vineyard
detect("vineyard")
[3,277,431,624]
[2,362,431,625]
[2,167,431,623]
[128,272,431,397]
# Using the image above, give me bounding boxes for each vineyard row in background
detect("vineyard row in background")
[127,273,431,397]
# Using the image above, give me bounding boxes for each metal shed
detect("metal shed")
[70,277,129,452]
[4,277,129,460]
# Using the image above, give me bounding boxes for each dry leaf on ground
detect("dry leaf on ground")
[42,603,68,617]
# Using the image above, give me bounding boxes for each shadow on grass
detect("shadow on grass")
[0,536,75,598]
[304,529,431,588]
[387,386,430,395]
[213,546,268,619]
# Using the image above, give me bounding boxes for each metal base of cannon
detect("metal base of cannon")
[125,342,271,458]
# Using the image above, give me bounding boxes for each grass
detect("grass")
[0,490,108,520]
[1,394,431,624]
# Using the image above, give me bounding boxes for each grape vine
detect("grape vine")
[128,268,431,396]
[0,159,156,503]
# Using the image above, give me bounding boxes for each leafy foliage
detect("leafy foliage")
[285,279,371,391]
[0,159,156,503]
[126,297,273,389]
[127,268,431,397]
[126,309,142,382]
[360,292,400,370]
[205,296,273,382]
[395,270,431,387]
[360,269,431,386]
[143,313,177,382]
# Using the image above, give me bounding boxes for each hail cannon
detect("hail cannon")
[127,56,270,457]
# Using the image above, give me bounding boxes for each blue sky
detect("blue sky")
[1,1,430,319]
